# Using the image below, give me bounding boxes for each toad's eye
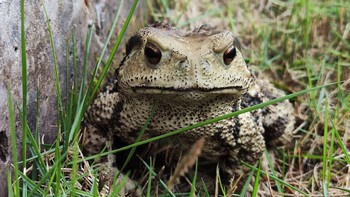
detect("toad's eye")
[144,42,162,65]
[223,45,236,65]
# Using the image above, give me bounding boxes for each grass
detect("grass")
[20,0,28,194]
[6,0,350,196]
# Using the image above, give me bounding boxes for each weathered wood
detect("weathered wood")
[0,1,139,195]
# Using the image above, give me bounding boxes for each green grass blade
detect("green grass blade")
[44,159,60,197]
[121,97,159,171]
[20,0,28,194]
[322,99,329,194]
[7,85,20,197]
[239,169,254,197]
[67,0,131,148]
[20,145,63,164]
[328,117,336,185]
[7,165,14,197]
[139,156,176,196]
[89,0,139,103]
[84,0,124,102]
[39,0,64,131]
[189,159,198,196]
[331,186,350,193]
[31,89,40,181]
[333,120,350,164]
[146,158,153,197]
[18,170,45,196]
[28,150,68,196]
[242,161,310,196]
[71,23,94,141]
[54,130,62,196]
[90,177,99,196]
[65,38,70,124]
[217,171,226,196]
[17,109,47,177]
[78,22,94,107]
[200,178,210,197]
[109,172,129,197]
[63,37,74,139]
[264,150,282,193]
[252,163,261,196]
[322,181,328,197]
[71,31,78,120]
[71,142,79,197]
[67,25,94,145]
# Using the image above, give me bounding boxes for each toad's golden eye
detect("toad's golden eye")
[223,45,236,65]
[144,42,162,65]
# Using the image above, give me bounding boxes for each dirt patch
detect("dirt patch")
[0,130,8,162]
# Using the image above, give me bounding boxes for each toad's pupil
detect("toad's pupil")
[223,46,236,65]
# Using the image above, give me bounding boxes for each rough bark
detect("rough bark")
[0,0,142,195]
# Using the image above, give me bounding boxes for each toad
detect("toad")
[83,23,295,191]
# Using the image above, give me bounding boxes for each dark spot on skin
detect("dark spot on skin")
[232,102,240,111]
[261,108,268,116]
[0,130,8,162]
[240,93,262,108]
[237,149,255,163]
[262,89,278,101]
[232,117,241,144]
[251,111,260,125]
[211,132,226,152]
[264,116,289,147]
[116,35,143,76]
[125,34,143,56]
[233,37,242,51]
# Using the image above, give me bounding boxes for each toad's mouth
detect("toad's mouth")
[130,85,246,94]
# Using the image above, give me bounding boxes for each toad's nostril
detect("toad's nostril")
[177,60,189,70]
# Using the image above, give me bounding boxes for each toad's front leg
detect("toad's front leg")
[82,80,120,158]
[219,111,266,185]
[241,78,296,148]
[82,81,139,195]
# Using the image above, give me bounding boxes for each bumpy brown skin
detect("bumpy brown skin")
[82,23,295,189]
